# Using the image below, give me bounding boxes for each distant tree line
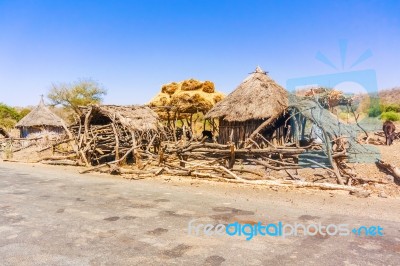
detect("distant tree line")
[368,98,400,121]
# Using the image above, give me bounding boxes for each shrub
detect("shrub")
[0,117,17,129]
[380,111,400,121]
[0,103,21,121]
[383,104,400,113]
[368,105,382,117]
[338,112,349,120]
[0,103,21,129]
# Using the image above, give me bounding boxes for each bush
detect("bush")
[0,103,22,129]
[0,103,21,121]
[368,105,382,117]
[383,104,400,113]
[338,112,349,120]
[381,111,400,121]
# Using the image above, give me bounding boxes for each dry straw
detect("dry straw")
[15,98,66,128]
[206,66,288,122]
[149,79,224,119]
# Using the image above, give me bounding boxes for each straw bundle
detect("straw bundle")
[149,79,224,118]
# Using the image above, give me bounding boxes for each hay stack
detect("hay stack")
[149,79,224,119]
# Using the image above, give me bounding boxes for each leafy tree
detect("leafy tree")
[0,103,22,129]
[47,79,107,115]
[18,108,31,119]
[0,103,21,120]
[367,98,382,117]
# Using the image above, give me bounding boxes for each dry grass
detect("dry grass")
[378,87,400,104]
[181,79,202,91]
[149,79,224,119]
[161,82,179,95]
[16,99,65,128]
[202,81,215,93]
[79,105,160,132]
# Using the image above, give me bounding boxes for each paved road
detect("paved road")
[0,162,399,265]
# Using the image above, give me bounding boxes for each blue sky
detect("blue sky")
[0,0,399,106]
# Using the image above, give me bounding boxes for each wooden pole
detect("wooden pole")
[228,143,235,169]
[246,114,279,146]
[111,123,119,161]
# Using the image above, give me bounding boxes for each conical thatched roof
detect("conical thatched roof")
[15,98,65,128]
[206,66,288,122]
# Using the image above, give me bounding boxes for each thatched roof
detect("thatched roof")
[15,98,65,128]
[206,66,288,122]
[149,79,224,118]
[81,105,160,131]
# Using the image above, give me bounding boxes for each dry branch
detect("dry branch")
[376,159,400,183]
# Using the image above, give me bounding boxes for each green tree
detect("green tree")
[18,108,31,119]
[47,79,107,115]
[0,103,21,129]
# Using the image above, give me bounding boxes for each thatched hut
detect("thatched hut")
[206,66,288,146]
[70,105,161,165]
[15,97,67,138]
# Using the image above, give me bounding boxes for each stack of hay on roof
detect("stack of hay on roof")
[149,79,224,120]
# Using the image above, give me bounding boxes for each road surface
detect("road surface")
[0,162,399,265]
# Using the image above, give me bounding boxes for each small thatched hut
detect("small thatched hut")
[206,66,288,145]
[15,97,67,138]
[70,105,161,165]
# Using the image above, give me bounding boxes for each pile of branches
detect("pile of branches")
[69,119,160,167]
[302,87,352,109]
[78,135,370,193]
